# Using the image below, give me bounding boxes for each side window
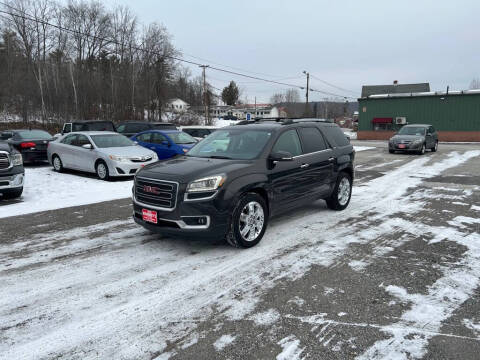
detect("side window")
[298,127,327,154]
[127,124,148,133]
[322,126,349,147]
[116,124,126,133]
[271,130,302,157]
[76,134,91,147]
[151,133,168,145]
[429,126,435,134]
[63,123,72,133]
[137,133,151,142]
[61,134,77,145]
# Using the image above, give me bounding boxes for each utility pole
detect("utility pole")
[254,96,257,118]
[303,70,310,116]
[324,97,328,119]
[200,65,210,125]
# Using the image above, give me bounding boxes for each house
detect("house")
[361,81,430,98]
[166,98,189,112]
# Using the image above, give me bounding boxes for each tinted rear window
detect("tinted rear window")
[298,127,327,153]
[322,125,349,147]
[73,122,115,132]
[16,130,52,139]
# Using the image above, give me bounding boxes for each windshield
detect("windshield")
[90,134,134,148]
[187,129,272,160]
[17,130,52,139]
[73,122,115,132]
[168,132,197,144]
[398,126,426,136]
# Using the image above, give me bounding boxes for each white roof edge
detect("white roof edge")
[366,89,480,99]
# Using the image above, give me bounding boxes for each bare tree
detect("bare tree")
[270,92,285,104]
[285,88,300,103]
[469,78,480,90]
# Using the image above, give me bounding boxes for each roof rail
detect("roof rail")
[236,117,333,126]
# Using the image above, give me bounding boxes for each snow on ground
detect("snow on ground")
[213,334,236,351]
[353,146,375,152]
[276,335,304,360]
[1,151,479,359]
[0,166,133,218]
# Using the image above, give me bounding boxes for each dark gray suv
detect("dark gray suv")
[389,124,438,155]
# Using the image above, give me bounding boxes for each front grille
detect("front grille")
[396,140,412,145]
[131,156,152,163]
[0,152,10,170]
[135,177,178,209]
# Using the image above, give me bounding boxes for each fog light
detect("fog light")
[182,216,208,226]
[12,174,24,186]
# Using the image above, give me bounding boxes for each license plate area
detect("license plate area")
[142,209,158,224]
[398,144,406,149]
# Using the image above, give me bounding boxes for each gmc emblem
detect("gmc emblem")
[143,185,160,194]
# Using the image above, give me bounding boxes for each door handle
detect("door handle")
[300,163,310,168]
[328,157,335,162]
[150,147,155,150]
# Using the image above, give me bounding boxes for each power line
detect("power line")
[0,1,357,100]
[310,74,358,95]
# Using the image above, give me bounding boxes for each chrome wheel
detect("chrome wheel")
[434,142,438,151]
[53,156,62,171]
[238,201,265,242]
[337,177,351,206]
[97,163,107,179]
[421,144,425,154]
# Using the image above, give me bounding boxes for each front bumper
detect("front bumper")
[106,158,158,177]
[389,142,424,151]
[0,173,25,192]
[132,186,230,239]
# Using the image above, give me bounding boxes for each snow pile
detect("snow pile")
[249,308,281,326]
[0,167,133,218]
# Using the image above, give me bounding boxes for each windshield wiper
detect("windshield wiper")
[206,155,232,159]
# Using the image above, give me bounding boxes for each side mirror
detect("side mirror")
[133,141,138,145]
[82,143,93,150]
[269,151,294,162]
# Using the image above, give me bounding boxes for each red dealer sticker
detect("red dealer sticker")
[398,144,406,149]
[142,209,158,224]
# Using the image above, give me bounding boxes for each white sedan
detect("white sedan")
[47,131,158,180]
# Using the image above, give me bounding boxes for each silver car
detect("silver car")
[47,131,158,180]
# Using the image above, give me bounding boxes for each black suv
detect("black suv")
[0,140,24,199]
[117,121,177,138]
[132,119,355,248]
[61,120,116,135]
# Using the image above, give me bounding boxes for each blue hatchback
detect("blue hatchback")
[131,130,198,159]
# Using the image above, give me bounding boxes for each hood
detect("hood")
[181,143,195,149]
[137,156,253,183]
[98,145,155,158]
[0,141,12,152]
[391,134,425,142]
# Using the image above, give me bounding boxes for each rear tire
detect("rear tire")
[96,161,110,181]
[225,192,268,248]
[389,149,394,154]
[1,187,23,199]
[326,172,352,211]
[52,155,63,172]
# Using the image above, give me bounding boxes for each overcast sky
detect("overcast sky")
[103,0,480,102]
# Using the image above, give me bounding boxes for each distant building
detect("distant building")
[358,84,480,142]
[166,98,189,112]
[361,81,430,98]
[208,104,286,120]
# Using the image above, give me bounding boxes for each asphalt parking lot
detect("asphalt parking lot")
[1,141,480,359]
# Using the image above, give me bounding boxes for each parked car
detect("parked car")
[6,129,55,163]
[117,122,177,138]
[0,140,24,199]
[59,120,116,136]
[131,130,198,160]
[132,119,354,248]
[179,126,217,140]
[389,124,438,154]
[48,131,158,180]
[0,131,13,140]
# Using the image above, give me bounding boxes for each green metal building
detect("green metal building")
[358,90,480,142]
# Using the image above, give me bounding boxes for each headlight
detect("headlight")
[109,155,129,162]
[412,139,423,145]
[12,153,23,166]
[151,153,158,160]
[186,175,226,193]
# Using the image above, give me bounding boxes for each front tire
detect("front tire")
[1,187,23,199]
[225,192,268,248]
[52,155,64,172]
[431,141,438,152]
[326,172,352,211]
[96,161,110,181]
[418,144,426,155]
